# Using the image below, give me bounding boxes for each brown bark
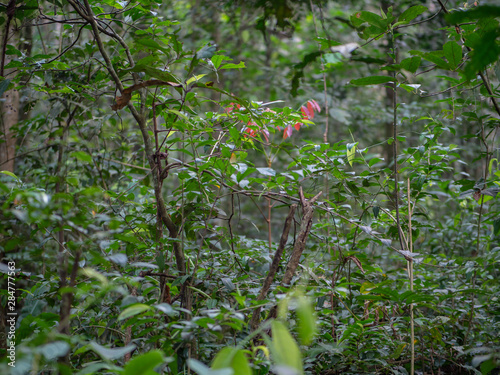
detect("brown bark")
[281,188,322,285]
[0,0,19,172]
[267,188,322,321]
[0,87,18,172]
[250,204,297,330]
[382,1,395,168]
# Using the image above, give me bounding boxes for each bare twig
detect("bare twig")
[250,204,297,329]
[282,188,322,285]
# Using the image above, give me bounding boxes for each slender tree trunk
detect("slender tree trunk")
[0,1,20,172]
[0,91,18,173]
[381,1,395,168]
[0,87,18,172]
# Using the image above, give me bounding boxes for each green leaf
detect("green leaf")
[350,76,395,85]
[135,38,169,54]
[188,359,233,375]
[89,341,136,360]
[314,37,342,49]
[4,60,23,69]
[6,44,22,57]
[443,41,462,70]
[211,55,232,69]
[220,61,245,69]
[0,170,19,180]
[351,11,387,30]
[71,151,93,163]
[270,321,303,375]
[296,295,317,345]
[212,348,252,375]
[131,65,181,84]
[445,5,500,24]
[134,54,158,68]
[346,143,356,166]
[186,74,207,85]
[488,158,497,176]
[277,295,290,321]
[494,218,500,236]
[118,303,151,321]
[124,350,164,375]
[197,44,217,59]
[480,358,498,375]
[399,83,421,93]
[390,343,407,359]
[323,52,343,67]
[256,167,276,176]
[400,56,421,73]
[0,78,10,97]
[368,157,382,167]
[230,351,252,375]
[81,268,108,286]
[76,363,119,375]
[38,341,70,360]
[398,5,427,23]
[154,303,176,316]
[464,30,500,79]
[409,50,450,70]
[212,347,237,369]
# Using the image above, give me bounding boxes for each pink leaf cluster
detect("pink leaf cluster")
[283,99,321,139]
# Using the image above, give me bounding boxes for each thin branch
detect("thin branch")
[391,32,405,252]
[39,23,87,65]
[250,204,297,329]
[419,82,481,98]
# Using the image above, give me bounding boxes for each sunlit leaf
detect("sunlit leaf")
[124,350,165,375]
[296,295,317,345]
[0,170,18,180]
[346,143,356,166]
[270,321,303,375]
[257,167,276,176]
[186,74,207,85]
[212,348,252,375]
[118,303,152,321]
[89,342,136,360]
[71,151,92,163]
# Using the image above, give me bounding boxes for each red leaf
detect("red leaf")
[301,106,311,119]
[309,99,321,113]
[283,125,293,139]
[245,127,256,137]
[307,101,314,119]
[294,122,302,131]
[307,101,315,119]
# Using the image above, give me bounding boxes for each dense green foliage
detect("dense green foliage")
[1,1,499,374]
